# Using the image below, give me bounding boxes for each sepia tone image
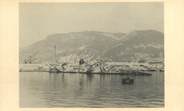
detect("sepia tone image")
[19,2,164,108]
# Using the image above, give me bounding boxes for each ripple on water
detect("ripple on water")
[20,72,164,107]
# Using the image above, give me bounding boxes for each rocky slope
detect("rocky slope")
[20,30,164,63]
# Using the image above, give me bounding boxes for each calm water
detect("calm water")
[20,72,164,107]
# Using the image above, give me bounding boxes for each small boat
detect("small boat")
[122,77,134,84]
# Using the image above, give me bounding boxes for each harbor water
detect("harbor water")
[20,72,164,107]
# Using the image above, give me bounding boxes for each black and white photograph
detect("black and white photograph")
[19,2,164,108]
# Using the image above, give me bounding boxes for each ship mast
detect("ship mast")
[54,45,57,64]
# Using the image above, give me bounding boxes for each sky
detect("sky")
[19,2,163,48]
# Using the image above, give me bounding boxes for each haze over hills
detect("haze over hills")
[20,30,164,64]
[104,30,164,61]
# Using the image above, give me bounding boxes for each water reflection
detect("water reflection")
[20,72,164,107]
[86,74,93,85]
[79,74,84,91]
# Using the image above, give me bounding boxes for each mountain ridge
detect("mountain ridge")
[20,30,164,63]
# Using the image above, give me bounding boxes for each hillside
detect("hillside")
[103,30,164,61]
[20,30,164,63]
